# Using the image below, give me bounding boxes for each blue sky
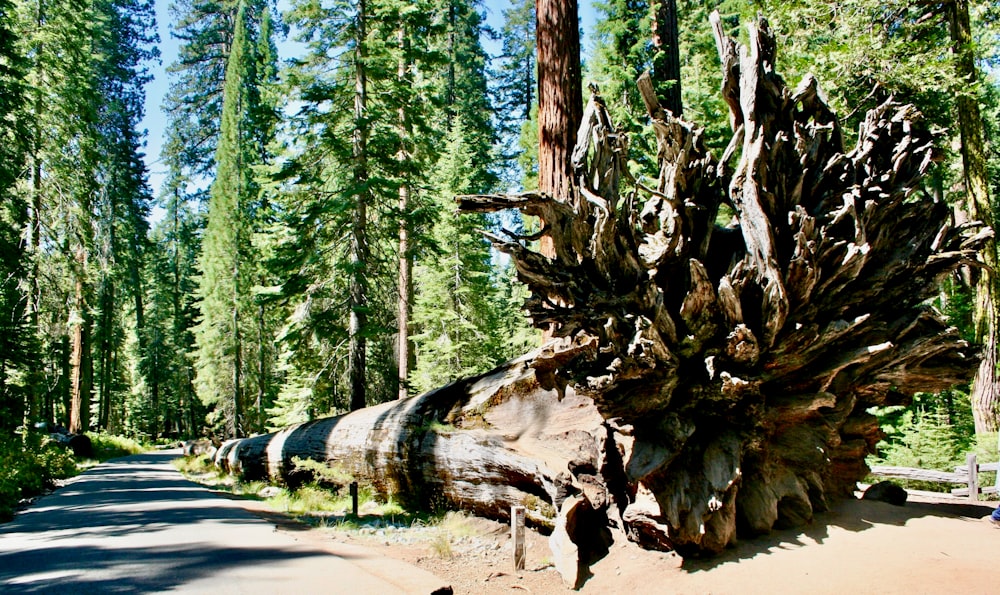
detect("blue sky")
[140,0,599,202]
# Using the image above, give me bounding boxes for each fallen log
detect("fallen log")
[216,12,986,584]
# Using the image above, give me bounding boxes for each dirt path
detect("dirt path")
[301,492,1000,594]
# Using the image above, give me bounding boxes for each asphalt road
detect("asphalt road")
[0,450,449,594]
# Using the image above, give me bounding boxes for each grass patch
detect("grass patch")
[82,432,146,466]
[172,454,231,486]
[172,452,484,558]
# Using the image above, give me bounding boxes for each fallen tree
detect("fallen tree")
[215,14,987,586]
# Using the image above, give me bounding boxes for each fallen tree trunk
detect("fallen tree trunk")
[217,353,607,529]
[216,13,987,585]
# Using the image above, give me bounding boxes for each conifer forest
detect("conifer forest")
[4,0,1000,559]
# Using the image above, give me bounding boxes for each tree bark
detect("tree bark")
[651,0,682,116]
[535,0,582,259]
[397,26,413,401]
[68,247,90,434]
[949,0,999,433]
[217,13,984,581]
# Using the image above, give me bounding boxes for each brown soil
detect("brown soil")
[265,491,1000,594]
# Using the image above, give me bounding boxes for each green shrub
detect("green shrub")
[172,454,223,480]
[868,391,983,492]
[86,432,145,462]
[0,434,79,521]
[289,456,354,489]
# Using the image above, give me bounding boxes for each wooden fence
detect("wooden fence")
[869,454,999,502]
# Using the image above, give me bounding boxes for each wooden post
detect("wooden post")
[995,460,1000,496]
[511,505,526,571]
[967,453,978,503]
[350,481,359,516]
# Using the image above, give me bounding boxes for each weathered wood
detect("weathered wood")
[952,485,998,496]
[512,505,526,571]
[454,11,983,557]
[216,12,986,576]
[217,353,606,529]
[869,466,969,484]
[968,453,979,502]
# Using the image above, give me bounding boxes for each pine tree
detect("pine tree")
[0,0,30,430]
[194,0,253,438]
[147,177,203,437]
[89,0,157,433]
[493,0,535,184]
[411,119,515,392]
[14,0,104,433]
[273,0,443,417]
[949,0,998,433]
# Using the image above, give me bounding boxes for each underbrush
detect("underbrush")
[80,432,146,467]
[867,390,998,493]
[172,452,477,555]
[0,435,77,521]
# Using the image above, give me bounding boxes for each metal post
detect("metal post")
[350,481,359,516]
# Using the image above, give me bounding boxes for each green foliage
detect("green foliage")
[193,0,282,438]
[493,0,536,184]
[290,456,354,487]
[193,2,255,439]
[84,432,146,462]
[411,119,529,393]
[0,434,78,521]
[173,453,217,476]
[0,0,31,432]
[869,391,982,491]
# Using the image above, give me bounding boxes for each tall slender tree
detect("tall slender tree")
[0,0,30,431]
[194,0,253,438]
[950,0,998,433]
[90,0,157,433]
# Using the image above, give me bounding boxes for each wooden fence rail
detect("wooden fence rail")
[869,454,999,503]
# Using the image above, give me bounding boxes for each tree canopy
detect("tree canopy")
[0,0,996,455]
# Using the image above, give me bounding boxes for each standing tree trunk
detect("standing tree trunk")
[68,248,90,434]
[231,303,242,438]
[97,278,114,430]
[535,0,582,259]
[349,0,370,412]
[949,0,999,433]
[651,0,682,116]
[397,26,413,401]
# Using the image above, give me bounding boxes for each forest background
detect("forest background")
[2,0,1000,508]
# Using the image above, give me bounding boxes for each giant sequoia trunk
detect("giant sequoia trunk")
[217,15,986,584]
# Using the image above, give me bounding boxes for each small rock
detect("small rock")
[258,486,281,499]
[862,481,907,506]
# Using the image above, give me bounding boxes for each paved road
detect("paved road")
[0,450,450,594]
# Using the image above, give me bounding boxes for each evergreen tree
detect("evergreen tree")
[146,177,203,437]
[411,119,521,392]
[15,0,104,433]
[273,0,443,418]
[493,0,535,184]
[194,1,254,438]
[90,0,157,433]
[0,0,30,430]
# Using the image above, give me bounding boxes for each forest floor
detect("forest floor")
[241,489,1000,594]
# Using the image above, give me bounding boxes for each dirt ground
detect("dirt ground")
[274,491,1000,594]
